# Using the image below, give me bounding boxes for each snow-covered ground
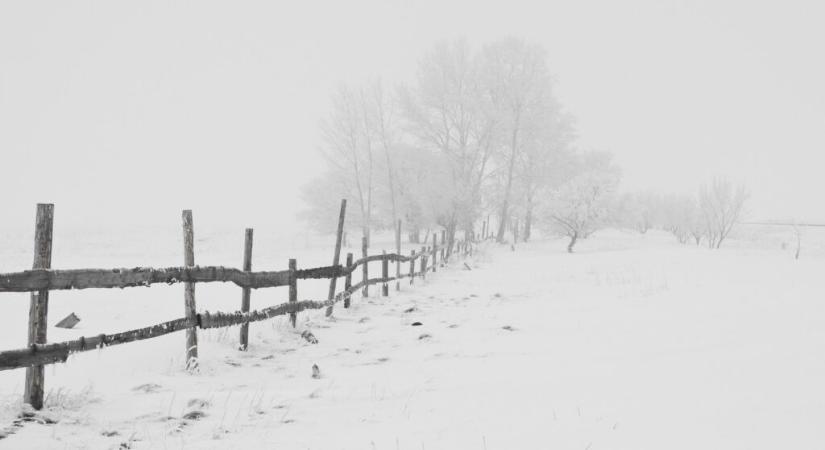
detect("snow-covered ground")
[1,226,824,449]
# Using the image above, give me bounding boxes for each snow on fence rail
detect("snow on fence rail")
[0,201,476,411]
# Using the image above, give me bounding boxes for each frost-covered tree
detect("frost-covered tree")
[311,83,377,244]
[698,177,748,249]
[301,38,587,245]
[541,151,621,252]
[400,39,497,243]
[515,102,575,242]
[478,38,560,243]
[617,191,662,234]
[657,194,703,244]
[390,143,453,242]
[364,80,400,228]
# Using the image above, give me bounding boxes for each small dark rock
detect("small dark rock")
[301,330,319,344]
[182,410,206,421]
[411,322,423,326]
[187,399,210,409]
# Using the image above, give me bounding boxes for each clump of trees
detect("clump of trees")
[301,38,592,249]
[300,38,750,253]
[618,177,748,249]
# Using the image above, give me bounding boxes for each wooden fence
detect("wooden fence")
[0,201,476,410]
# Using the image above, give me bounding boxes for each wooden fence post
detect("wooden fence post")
[381,251,389,297]
[325,199,347,317]
[486,215,491,239]
[239,228,253,351]
[181,210,198,370]
[409,249,415,285]
[289,259,297,327]
[23,203,53,410]
[432,234,438,272]
[420,246,427,280]
[513,217,519,246]
[440,230,446,263]
[481,220,486,240]
[361,237,369,297]
[395,219,401,291]
[344,253,353,308]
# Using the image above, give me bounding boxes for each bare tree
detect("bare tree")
[364,80,399,227]
[517,105,575,242]
[479,38,558,243]
[698,177,748,249]
[542,151,620,252]
[317,84,375,244]
[400,39,497,243]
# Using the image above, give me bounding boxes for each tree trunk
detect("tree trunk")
[523,208,532,242]
[446,220,457,250]
[567,232,578,253]
[408,228,420,244]
[363,226,371,248]
[496,125,520,243]
[464,222,474,243]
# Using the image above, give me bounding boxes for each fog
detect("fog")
[2,0,824,235]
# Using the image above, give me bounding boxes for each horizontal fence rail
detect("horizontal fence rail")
[0,254,455,372]
[0,253,437,293]
[0,201,478,413]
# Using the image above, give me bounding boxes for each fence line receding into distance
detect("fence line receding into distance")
[0,201,478,411]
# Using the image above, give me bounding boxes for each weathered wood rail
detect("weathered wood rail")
[0,202,477,411]
[0,255,426,293]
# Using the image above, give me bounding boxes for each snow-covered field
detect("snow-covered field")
[1,225,824,449]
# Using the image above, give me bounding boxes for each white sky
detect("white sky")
[2,0,824,234]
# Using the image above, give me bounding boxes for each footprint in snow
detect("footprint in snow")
[132,383,163,394]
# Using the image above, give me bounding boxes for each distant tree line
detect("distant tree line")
[299,38,747,253]
[617,177,749,249]
[300,38,623,251]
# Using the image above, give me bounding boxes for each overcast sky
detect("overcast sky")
[2,0,823,234]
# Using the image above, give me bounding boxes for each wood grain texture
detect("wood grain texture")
[361,237,369,297]
[326,199,347,317]
[288,259,297,327]
[0,266,292,292]
[24,203,53,410]
[0,281,371,372]
[239,228,253,351]
[182,210,198,369]
[343,253,353,308]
